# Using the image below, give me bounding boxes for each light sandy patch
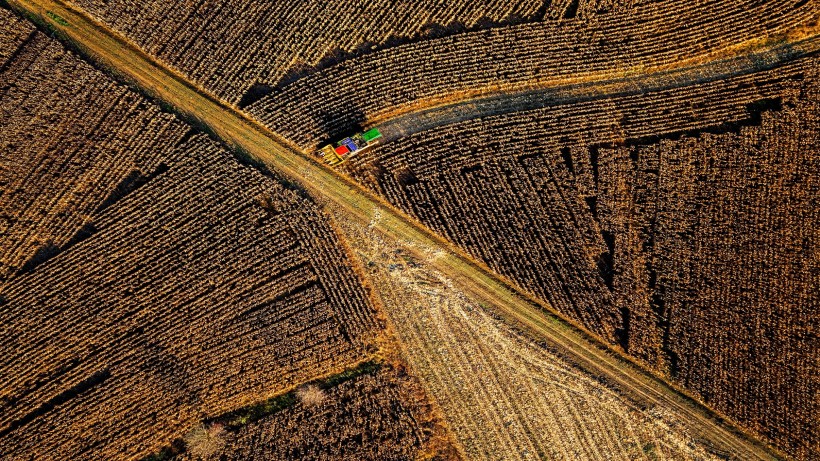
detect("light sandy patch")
[337,215,724,461]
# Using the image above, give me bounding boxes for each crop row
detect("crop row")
[71,0,548,104]
[0,21,387,459]
[342,55,818,459]
[0,30,189,285]
[360,54,810,182]
[340,219,728,460]
[344,56,810,341]
[0,7,34,66]
[179,365,436,460]
[0,135,381,460]
[594,88,819,459]
[250,0,817,148]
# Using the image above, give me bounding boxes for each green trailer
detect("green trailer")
[361,128,383,142]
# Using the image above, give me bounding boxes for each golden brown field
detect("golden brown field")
[1,0,816,459]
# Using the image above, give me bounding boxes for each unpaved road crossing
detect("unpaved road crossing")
[4,0,802,458]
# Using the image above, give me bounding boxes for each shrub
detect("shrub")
[184,424,225,459]
[296,384,327,407]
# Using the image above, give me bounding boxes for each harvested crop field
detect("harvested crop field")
[339,54,820,458]
[0,6,33,63]
[0,25,189,285]
[176,363,455,461]
[248,0,819,148]
[0,134,384,459]
[1,0,817,459]
[0,23,427,460]
[70,0,559,105]
[335,214,735,461]
[0,13,465,459]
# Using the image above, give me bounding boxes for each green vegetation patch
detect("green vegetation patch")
[46,11,69,26]
[216,360,380,429]
[321,360,381,389]
[139,360,382,461]
[219,392,298,430]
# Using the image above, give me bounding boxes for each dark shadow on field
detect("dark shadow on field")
[96,163,169,213]
[0,368,112,439]
[11,160,173,280]
[15,242,60,276]
[313,106,366,148]
[580,95,787,378]
[239,3,561,108]
[237,82,276,109]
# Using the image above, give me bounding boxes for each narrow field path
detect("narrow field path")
[375,33,820,142]
[3,0,800,458]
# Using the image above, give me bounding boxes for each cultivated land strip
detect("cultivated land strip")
[375,34,820,142]
[336,219,729,460]
[3,0,804,458]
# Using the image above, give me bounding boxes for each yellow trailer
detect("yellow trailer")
[319,145,345,166]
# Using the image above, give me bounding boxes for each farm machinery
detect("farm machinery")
[319,128,383,165]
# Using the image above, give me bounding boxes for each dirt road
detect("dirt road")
[376,34,820,142]
[3,0,796,458]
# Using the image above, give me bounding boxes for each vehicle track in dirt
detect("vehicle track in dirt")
[374,34,820,142]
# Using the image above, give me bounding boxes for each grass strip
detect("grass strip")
[138,360,382,461]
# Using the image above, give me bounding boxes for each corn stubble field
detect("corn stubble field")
[178,364,451,461]
[338,55,819,458]
[1,0,818,459]
[0,16,188,284]
[260,3,817,457]
[250,0,819,147]
[71,0,552,105]
[334,212,729,461]
[0,12,446,459]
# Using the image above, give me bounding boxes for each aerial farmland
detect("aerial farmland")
[0,1,817,460]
